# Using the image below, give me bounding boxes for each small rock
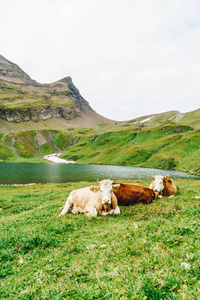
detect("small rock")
[181,262,191,269]
[99,244,107,248]
[86,244,96,250]
[19,257,23,264]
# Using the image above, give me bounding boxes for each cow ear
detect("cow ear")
[90,186,100,193]
[113,184,120,191]
[163,175,169,181]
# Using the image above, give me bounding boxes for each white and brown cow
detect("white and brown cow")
[58,179,120,217]
[149,175,177,198]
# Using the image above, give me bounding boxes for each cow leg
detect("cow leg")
[109,194,121,214]
[72,206,86,214]
[85,205,98,217]
[101,205,120,215]
[71,205,79,214]
[58,193,74,217]
[109,206,121,215]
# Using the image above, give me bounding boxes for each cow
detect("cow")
[113,183,155,206]
[149,175,177,198]
[58,179,120,217]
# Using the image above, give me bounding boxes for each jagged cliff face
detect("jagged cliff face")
[0,55,109,124]
[0,55,38,85]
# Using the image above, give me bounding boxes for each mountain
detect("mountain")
[0,55,199,176]
[0,54,37,85]
[0,55,112,129]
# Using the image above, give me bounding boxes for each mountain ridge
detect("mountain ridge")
[0,55,113,126]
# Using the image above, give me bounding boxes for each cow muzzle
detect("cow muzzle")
[103,199,111,205]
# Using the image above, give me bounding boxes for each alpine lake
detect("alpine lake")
[0,163,199,185]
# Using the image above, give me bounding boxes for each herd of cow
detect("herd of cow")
[58,175,177,217]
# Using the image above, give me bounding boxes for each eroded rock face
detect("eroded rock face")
[0,55,92,122]
[0,105,81,122]
[0,55,38,85]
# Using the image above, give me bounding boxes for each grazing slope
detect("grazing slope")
[60,122,200,175]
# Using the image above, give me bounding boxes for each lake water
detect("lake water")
[0,163,199,184]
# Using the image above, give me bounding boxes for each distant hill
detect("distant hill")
[0,55,113,130]
[127,109,200,129]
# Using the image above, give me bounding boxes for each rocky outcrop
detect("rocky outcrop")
[0,55,105,123]
[0,104,81,122]
[0,55,38,85]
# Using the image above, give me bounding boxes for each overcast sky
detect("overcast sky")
[1,0,200,121]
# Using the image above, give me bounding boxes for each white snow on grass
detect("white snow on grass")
[140,117,153,123]
[43,153,75,164]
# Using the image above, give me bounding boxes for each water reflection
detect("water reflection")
[0,163,199,184]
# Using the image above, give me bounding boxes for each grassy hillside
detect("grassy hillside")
[0,80,75,110]
[0,119,200,175]
[0,129,72,162]
[0,180,199,299]
[61,122,200,175]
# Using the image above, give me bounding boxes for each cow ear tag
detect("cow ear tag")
[90,186,100,193]
[113,184,120,191]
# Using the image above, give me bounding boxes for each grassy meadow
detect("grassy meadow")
[0,179,200,299]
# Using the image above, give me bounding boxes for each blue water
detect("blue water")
[0,163,199,184]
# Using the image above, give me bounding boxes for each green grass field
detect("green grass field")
[0,179,199,299]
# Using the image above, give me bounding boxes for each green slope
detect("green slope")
[0,113,199,175]
[60,122,200,175]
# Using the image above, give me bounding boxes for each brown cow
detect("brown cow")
[114,183,155,206]
[149,175,177,198]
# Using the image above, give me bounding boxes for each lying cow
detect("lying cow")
[58,179,120,217]
[113,183,155,206]
[149,175,177,198]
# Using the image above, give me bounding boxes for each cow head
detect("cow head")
[152,175,164,195]
[90,179,120,210]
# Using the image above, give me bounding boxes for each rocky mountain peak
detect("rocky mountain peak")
[0,54,37,85]
[0,55,111,125]
[58,76,72,83]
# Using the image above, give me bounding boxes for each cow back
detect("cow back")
[72,188,103,211]
[114,183,155,206]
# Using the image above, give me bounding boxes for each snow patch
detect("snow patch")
[140,117,153,123]
[43,153,75,164]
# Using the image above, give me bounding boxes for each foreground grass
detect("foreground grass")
[0,179,199,299]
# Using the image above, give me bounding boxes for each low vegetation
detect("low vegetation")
[0,179,199,299]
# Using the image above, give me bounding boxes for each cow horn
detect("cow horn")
[97,178,100,184]
[113,178,115,183]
